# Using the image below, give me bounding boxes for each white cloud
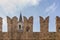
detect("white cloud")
[0,0,41,5]
[45,2,57,14]
[0,0,41,15]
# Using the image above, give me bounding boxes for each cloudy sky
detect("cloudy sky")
[0,0,60,32]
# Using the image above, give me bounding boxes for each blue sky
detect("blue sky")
[0,0,60,32]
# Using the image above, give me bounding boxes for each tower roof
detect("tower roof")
[19,12,22,22]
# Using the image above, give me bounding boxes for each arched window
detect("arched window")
[19,25,21,29]
[26,27,30,32]
[58,27,60,32]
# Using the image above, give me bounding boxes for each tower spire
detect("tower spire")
[19,12,22,22]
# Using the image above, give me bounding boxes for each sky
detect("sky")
[0,0,60,32]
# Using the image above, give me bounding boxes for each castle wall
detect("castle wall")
[39,32,56,40]
[56,16,60,40]
[56,16,60,32]
[40,16,49,33]
[7,16,18,39]
[7,16,12,39]
[0,17,2,40]
[23,16,33,32]
[12,16,18,39]
[0,17,2,32]
[0,16,60,40]
[16,32,57,40]
[2,32,9,40]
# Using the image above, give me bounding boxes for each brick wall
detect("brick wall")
[0,16,60,40]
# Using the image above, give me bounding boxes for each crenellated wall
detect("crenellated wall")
[0,17,3,40]
[40,16,49,33]
[0,16,60,40]
[23,16,33,32]
[0,17,2,32]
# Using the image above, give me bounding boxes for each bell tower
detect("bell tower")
[18,13,23,32]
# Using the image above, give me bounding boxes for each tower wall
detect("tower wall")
[23,16,33,32]
[40,16,49,33]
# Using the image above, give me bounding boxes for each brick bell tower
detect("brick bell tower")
[18,13,23,32]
